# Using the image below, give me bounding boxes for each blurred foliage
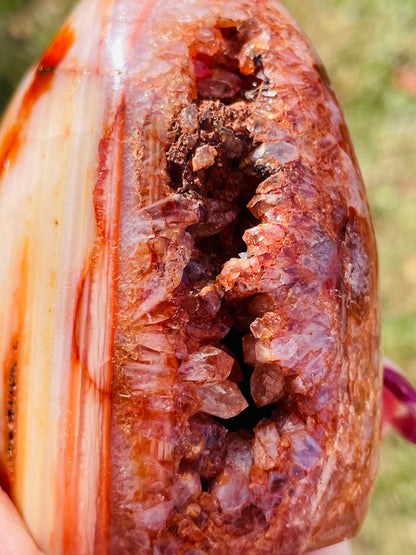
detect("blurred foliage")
[1,0,416,553]
[0,0,77,113]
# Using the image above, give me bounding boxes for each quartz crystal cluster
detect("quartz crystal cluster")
[0,0,381,554]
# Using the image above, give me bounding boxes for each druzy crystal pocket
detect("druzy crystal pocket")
[0,1,381,554]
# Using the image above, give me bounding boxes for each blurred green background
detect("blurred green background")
[0,0,415,553]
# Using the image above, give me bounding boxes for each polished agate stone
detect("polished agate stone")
[0,0,381,554]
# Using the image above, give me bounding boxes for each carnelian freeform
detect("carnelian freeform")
[0,1,381,554]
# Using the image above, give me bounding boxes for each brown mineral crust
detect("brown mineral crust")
[110,2,381,554]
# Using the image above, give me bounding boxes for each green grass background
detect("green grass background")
[1,0,415,553]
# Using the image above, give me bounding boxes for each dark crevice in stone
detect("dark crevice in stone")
[219,327,276,432]
[192,26,265,105]
[167,96,280,435]
[7,362,17,461]
[167,26,283,466]
[200,477,211,492]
